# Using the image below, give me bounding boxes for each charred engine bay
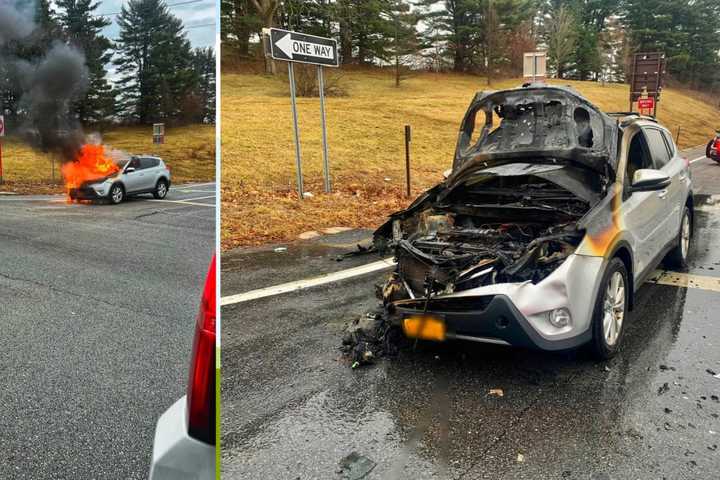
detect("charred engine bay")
[377,170,592,300]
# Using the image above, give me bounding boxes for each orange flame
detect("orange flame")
[61,144,120,198]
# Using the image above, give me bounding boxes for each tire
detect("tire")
[589,257,629,361]
[707,140,713,159]
[665,206,691,269]
[108,183,124,205]
[153,179,169,199]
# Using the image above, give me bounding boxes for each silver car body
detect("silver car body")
[149,396,215,480]
[82,155,171,199]
[377,85,692,351]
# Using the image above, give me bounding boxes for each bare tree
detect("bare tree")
[249,0,280,73]
[545,5,577,79]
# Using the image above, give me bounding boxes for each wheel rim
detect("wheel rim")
[112,187,122,203]
[602,271,625,347]
[680,212,690,260]
[158,183,167,197]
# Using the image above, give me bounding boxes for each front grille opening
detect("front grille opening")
[398,296,493,313]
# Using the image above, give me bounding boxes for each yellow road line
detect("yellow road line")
[649,270,720,293]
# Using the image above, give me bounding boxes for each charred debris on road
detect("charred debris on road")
[342,84,619,367]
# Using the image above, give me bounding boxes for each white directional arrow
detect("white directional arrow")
[275,33,293,59]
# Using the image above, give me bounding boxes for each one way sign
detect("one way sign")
[267,28,339,67]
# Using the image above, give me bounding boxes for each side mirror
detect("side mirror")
[125,167,136,174]
[629,169,671,193]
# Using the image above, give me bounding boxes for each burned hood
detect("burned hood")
[453,85,618,178]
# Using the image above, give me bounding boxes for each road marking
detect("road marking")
[221,257,396,306]
[649,270,720,293]
[174,182,215,189]
[690,155,707,164]
[181,195,216,201]
[221,260,720,307]
[147,199,216,207]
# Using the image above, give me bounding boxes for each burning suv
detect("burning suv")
[69,155,171,204]
[375,85,692,359]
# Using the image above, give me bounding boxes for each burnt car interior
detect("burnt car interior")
[376,86,618,303]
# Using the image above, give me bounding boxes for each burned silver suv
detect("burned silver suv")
[375,85,692,360]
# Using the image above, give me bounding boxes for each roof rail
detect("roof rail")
[606,111,658,126]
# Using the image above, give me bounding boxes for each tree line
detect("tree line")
[224,0,720,91]
[0,0,215,129]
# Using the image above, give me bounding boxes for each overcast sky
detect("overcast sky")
[94,0,216,49]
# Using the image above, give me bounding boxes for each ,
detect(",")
[149,256,217,479]
[373,84,693,360]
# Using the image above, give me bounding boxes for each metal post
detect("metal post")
[676,126,682,145]
[288,63,304,199]
[318,65,331,193]
[404,125,411,197]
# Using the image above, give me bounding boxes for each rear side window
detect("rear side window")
[644,128,671,168]
[140,158,160,169]
[661,130,676,157]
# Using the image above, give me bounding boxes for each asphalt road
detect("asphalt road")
[221,149,720,479]
[0,182,216,479]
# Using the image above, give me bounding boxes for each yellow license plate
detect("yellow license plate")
[402,315,446,341]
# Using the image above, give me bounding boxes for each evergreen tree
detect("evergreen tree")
[221,0,262,57]
[114,0,197,124]
[57,0,115,124]
[192,47,216,123]
[388,0,420,85]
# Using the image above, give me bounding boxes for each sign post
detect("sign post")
[404,125,411,197]
[265,27,339,199]
[287,62,304,199]
[0,115,5,184]
[629,52,666,117]
[317,66,330,193]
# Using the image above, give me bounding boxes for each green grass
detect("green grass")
[222,68,720,249]
[1,124,215,193]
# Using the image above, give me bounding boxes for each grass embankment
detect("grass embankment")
[223,68,720,249]
[0,124,215,194]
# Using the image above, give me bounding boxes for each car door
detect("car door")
[123,157,143,194]
[660,129,689,241]
[643,127,681,249]
[139,157,159,191]
[622,129,667,276]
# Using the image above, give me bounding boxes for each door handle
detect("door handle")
[658,189,668,199]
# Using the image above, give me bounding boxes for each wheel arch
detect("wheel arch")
[609,241,634,310]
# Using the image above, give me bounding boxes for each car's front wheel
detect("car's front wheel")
[153,179,169,199]
[108,184,124,205]
[590,257,629,360]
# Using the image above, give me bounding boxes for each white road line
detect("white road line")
[174,182,216,189]
[690,155,707,164]
[147,199,216,207]
[181,195,216,201]
[221,258,396,306]
[221,260,720,307]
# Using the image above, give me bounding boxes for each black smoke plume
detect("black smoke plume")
[0,0,90,161]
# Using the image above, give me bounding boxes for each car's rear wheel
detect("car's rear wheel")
[109,184,124,205]
[665,206,691,269]
[153,179,168,199]
[589,257,628,360]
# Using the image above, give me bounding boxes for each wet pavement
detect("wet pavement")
[0,183,215,479]
[221,154,720,479]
